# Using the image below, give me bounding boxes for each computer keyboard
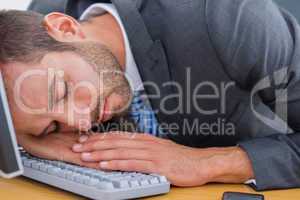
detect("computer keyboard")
[20,152,170,200]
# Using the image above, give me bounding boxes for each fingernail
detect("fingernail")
[79,135,89,143]
[72,144,82,151]
[99,161,109,168]
[81,152,92,160]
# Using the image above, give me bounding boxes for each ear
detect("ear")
[43,12,86,42]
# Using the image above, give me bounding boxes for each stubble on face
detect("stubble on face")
[70,42,133,123]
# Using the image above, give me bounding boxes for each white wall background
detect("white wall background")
[0,0,31,10]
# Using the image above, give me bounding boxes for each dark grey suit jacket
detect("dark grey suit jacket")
[31,0,300,191]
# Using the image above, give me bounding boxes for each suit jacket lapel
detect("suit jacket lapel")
[112,0,179,125]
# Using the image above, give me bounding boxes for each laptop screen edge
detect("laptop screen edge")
[0,72,23,179]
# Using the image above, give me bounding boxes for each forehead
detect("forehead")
[3,52,98,108]
[3,60,49,108]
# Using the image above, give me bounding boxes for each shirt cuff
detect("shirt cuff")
[245,179,257,185]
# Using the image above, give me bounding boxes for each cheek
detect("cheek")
[72,86,97,109]
[9,101,34,132]
[13,112,46,136]
[67,69,102,108]
[19,76,48,109]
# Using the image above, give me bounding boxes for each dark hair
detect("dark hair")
[0,10,75,64]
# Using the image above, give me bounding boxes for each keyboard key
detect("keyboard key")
[90,171,106,176]
[149,177,159,184]
[111,180,130,188]
[96,181,115,190]
[82,176,91,185]
[90,173,112,181]
[23,160,35,167]
[40,164,49,172]
[102,174,121,179]
[158,176,168,183]
[65,171,74,180]
[129,180,140,187]
[86,178,100,186]
[82,169,97,175]
[66,165,81,172]
[150,174,168,183]
[109,172,123,176]
[48,161,59,166]
[57,170,67,178]
[74,175,85,183]
[32,162,42,170]
[108,175,131,181]
[140,179,150,186]
[47,167,60,175]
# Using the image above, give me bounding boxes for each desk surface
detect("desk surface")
[1,177,300,200]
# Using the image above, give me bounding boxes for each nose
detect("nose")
[51,86,99,132]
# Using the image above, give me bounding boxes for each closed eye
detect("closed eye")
[55,79,68,103]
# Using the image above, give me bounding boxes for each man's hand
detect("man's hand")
[17,132,99,168]
[72,132,255,186]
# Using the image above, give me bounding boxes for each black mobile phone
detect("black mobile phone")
[222,192,264,200]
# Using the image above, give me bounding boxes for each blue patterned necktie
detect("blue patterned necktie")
[129,91,164,137]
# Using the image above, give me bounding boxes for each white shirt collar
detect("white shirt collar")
[80,3,144,91]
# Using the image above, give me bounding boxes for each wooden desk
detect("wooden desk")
[1,177,299,200]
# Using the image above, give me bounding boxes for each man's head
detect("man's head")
[0,10,132,136]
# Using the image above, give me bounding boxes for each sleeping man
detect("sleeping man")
[1,0,300,191]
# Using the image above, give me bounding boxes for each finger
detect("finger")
[99,160,155,174]
[80,149,152,162]
[78,134,89,143]
[80,132,157,143]
[74,159,100,169]
[62,151,99,169]
[73,139,154,152]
